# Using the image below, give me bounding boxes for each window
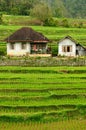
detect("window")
[62,46,66,52]
[67,46,70,52]
[62,45,72,52]
[21,43,26,49]
[67,46,72,52]
[10,43,15,50]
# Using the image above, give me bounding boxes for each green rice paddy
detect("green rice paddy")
[0,66,85,123]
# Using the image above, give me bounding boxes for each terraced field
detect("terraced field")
[0,119,86,130]
[0,66,86,123]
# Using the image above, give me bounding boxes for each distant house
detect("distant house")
[58,36,86,57]
[5,27,51,56]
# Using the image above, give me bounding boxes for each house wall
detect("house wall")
[7,42,30,56]
[58,39,76,56]
[76,46,86,56]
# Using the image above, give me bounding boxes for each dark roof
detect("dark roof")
[58,35,78,44]
[5,27,49,43]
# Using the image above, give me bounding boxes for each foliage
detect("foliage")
[30,2,52,22]
[51,46,58,56]
[2,14,86,28]
[0,0,86,18]
[44,18,59,26]
[42,0,69,17]
[0,49,6,56]
[78,22,84,28]
[0,43,6,56]
[0,13,3,24]
[61,19,69,27]
[0,0,38,15]
[63,0,86,18]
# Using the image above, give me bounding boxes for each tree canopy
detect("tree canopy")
[0,0,85,18]
[30,2,52,22]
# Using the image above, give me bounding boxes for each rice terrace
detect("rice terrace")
[0,66,86,129]
[0,8,86,130]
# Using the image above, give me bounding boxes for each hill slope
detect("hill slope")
[44,0,86,18]
[0,0,86,18]
[62,0,86,18]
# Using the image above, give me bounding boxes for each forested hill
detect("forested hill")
[0,0,86,18]
[43,0,86,18]
[62,0,86,18]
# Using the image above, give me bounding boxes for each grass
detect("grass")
[0,25,86,41]
[3,14,86,26]
[0,66,85,123]
[0,66,85,129]
[0,120,86,130]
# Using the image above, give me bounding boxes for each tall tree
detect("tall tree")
[30,2,52,22]
[41,0,69,17]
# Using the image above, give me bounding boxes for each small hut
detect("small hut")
[5,27,51,56]
[58,36,86,57]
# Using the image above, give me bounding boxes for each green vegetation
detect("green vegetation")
[0,66,85,123]
[0,1,86,129]
[0,119,86,130]
[0,0,86,18]
[30,3,52,23]
[2,14,86,27]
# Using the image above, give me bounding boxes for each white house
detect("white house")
[5,27,51,56]
[58,36,86,57]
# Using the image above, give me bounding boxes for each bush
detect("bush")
[51,46,58,56]
[78,22,83,28]
[0,50,6,56]
[44,18,59,26]
[71,22,84,28]
[44,18,55,26]
[0,46,6,56]
[0,13,3,24]
[61,19,69,27]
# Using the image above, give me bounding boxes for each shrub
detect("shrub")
[51,46,58,56]
[78,22,83,28]
[0,49,6,56]
[44,18,55,26]
[0,13,3,24]
[44,18,59,27]
[61,19,69,27]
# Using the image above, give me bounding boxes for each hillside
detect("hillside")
[0,0,86,18]
[62,0,86,18]
[43,0,86,18]
[0,1,86,127]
